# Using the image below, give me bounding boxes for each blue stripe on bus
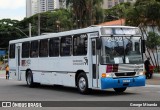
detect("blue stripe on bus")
[101,76,145,89]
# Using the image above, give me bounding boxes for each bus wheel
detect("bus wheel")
[114,87,127,93]
[26,71,34,87]
[77,73,89,94]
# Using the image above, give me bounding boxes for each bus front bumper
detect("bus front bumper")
[101,76,145,89]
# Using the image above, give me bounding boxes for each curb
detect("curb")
[152,73,160,78]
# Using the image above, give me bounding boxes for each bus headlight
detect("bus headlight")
[137,71,144,76]
[106,73,113,77]
[102,73,114,78]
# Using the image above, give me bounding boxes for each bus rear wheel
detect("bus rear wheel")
[77,73,89,94]
[26,71,35,87]
[114,87,127,93]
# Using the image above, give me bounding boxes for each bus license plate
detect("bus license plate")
[123,80,130,83]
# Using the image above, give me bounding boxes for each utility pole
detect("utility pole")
[38,0,41,35]
[29,23,31,37]
[90,0,93,26]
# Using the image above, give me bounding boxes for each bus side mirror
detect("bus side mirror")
[141,40,145,53]
[96,38,102,50]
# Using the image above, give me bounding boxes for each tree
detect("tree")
[18,9,73,35]
[66,0,104,28]
[104,2,131,22]
[146,32,160,67]
[0,19,23,48]
[125,0,160,67]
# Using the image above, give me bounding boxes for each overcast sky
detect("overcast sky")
[0,0,26,21]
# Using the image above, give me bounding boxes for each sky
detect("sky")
[0,0,26,21]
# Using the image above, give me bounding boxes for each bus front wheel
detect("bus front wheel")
[114,87,127,93]
[77,73,89,94]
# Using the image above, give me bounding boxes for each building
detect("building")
[98,19,125,26]
[102,0,136,9]
[26,0,66,18]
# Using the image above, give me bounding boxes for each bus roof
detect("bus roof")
[9,25,138,44]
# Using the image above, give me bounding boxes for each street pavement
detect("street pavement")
[0,70,160,85]
[0,70,160,110]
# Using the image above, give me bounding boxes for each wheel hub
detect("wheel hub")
[79,77,86,91]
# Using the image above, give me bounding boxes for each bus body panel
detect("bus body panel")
[20,56,89,87]
[101,76,145,89]
[9,59,17,80]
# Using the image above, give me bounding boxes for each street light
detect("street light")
[15,27,29,37]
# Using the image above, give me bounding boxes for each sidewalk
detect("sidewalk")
[0,70,5,79]
[146,73,160,85]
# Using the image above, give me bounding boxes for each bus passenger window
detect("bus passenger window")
[49,38,59,57]
[39,39,48,57]
[9,44,15,58]
[73,34,87,56]
[30,41,39,58]
[60,36,72,56]
[22,42,30,58]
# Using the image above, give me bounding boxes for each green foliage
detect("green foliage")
[18,9,73,35]
[126,0,160,27]
[104,2,132,22]
[153,67,159,72]
[146,32,160,49]
[0,19,23,48]
[0,9,73,48]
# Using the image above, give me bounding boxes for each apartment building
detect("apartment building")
[26,0,66,17]
[102,0,136,9]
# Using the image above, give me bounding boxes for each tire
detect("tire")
[26,71,35,87]
[114,87,127,93]
[77,72,89,94]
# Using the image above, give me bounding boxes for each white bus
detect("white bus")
[9,26,145,94]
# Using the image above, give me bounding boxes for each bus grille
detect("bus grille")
[115,72,136,77]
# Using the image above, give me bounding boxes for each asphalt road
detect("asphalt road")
[0,78,160,110]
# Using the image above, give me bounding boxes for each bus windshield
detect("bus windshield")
[100,36,143,64]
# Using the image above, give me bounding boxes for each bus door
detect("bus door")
[91,39,99,88]
[15,43,21,80]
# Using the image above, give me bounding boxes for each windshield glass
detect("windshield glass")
[100,36,143,64]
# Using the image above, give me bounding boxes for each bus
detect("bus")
[8,26,145,94]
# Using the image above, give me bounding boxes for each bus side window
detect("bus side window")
[30,40,39,58]
[22,42,30,58]
[73,34,87,56]
[49,38,59,57]
[9,44,15,58]
[60,36,72,56]
[39,39,48,57]
[92,41,95,55]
